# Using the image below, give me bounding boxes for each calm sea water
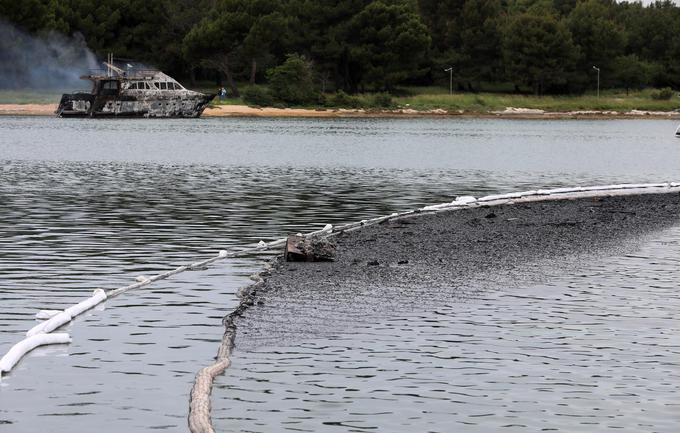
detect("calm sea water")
[1,116,680,432]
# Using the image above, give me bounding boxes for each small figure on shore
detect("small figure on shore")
[217,87,227,101]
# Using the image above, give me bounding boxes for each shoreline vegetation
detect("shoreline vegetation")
[4,0,680,123]
[2,87,680,119]
[4,1,680,113]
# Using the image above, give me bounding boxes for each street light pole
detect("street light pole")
[592,65,600,98]
[444,67,453,95]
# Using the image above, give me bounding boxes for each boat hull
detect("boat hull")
[56,93,215,118]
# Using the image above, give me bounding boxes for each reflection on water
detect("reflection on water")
[1,116,680,431]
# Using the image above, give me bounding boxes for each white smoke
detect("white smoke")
[0,19,99,90]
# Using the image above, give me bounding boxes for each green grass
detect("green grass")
[3,85,679,113]
[213,96,244,105]
[0,89,68,104]
[393,87,680,112]
[206,84,680,112]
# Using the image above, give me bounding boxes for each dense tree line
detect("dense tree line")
[2,0,680,94]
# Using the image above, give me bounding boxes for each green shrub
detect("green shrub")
[242,86,274,107]
[372,92,393,108]
[650,87,674,100]
[327,91,363,108]
[314,93,328,106]
[267,54,319,105]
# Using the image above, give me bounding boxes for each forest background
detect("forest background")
[2,0,680,110]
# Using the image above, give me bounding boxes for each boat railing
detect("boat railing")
[84,69,160,80]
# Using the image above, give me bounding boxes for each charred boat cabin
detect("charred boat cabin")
[57,58,214,118]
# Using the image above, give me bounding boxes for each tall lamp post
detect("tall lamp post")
[592,65,600,98]
[444,67,453,95]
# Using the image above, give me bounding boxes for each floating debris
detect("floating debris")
[285,235,336,262]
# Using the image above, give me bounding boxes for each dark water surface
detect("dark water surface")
[216,236,680,433]
[1,116,679,432]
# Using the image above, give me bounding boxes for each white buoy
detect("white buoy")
[35,310,61,320]
[65,289,107,317]
[421,203,449,211]
[453,196,476,205]
[26,312,72,337]
[0,333,72,375]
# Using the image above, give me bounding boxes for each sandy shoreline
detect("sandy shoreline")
[1,103,679,120]
[0,104,59,116]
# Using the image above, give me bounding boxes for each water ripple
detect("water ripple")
[2,116,680,432]
[215,228,680,433]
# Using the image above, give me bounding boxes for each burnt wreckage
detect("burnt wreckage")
[56,59,214,118]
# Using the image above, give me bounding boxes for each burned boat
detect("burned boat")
[56,60,214,118]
